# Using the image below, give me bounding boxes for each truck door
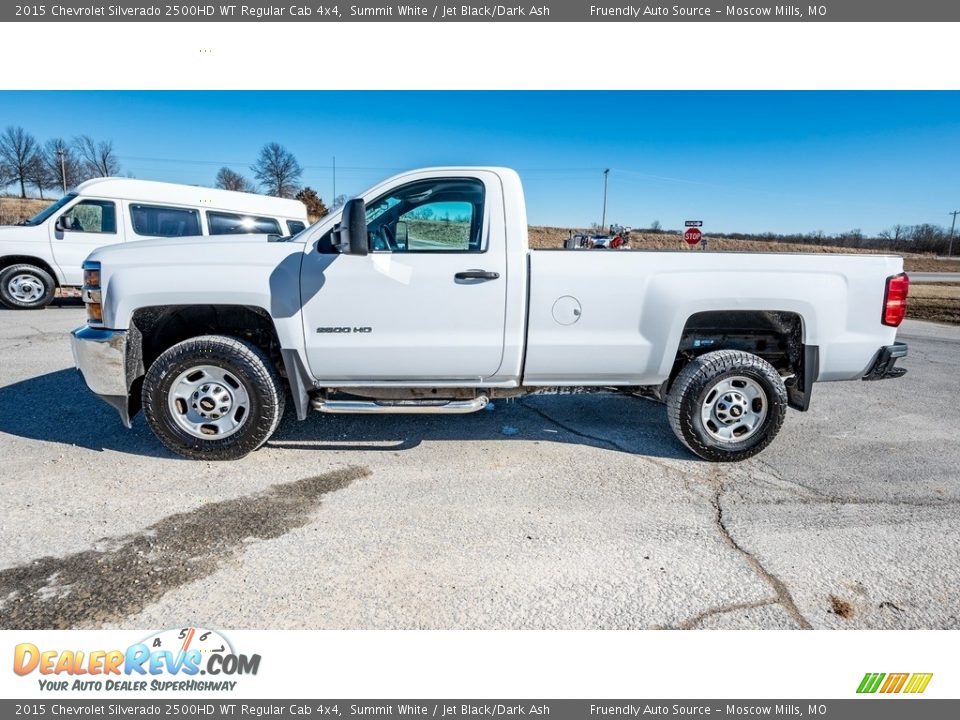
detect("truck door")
[299,174,508,382]
[48,198,120,286]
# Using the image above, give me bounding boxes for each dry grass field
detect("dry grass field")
[530,226,960,273]
[0,197,52,226]
[907,282,960,325]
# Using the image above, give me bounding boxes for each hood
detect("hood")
[88,232,286,258]
[114,232,278,251]
[86,232,304,269]
[0,223,46,241]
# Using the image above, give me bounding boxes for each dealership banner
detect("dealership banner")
[5,0,960,22]
[1,630,956,703]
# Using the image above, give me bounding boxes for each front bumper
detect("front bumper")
[70,326,133,427]
[862,341,908,381]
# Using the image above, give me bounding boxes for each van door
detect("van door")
[49,198,120,285]
[299,174,507,382]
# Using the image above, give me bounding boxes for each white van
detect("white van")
[0,178,309,309]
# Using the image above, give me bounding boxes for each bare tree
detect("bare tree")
[44,138,83,193]
[73,135,121,177]
[331,193,348,210]
[25,156,54,199]
[251,142,303,198]
[0,126,43,198]
[215,166,255,192]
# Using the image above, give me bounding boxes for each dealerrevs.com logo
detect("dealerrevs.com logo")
[857,672,933,694]
[13,627,260,693]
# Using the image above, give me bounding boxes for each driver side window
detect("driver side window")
[364,178,485,253]
[60,200,117,234]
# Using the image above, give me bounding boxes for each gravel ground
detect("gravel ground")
[0,306,957,630]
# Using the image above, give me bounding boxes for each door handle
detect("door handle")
[455,270,500,280]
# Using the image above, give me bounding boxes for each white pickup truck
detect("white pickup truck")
[70,167,909,462]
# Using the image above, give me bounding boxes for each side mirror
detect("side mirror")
[333,198,368,256]
[54,215,67,232]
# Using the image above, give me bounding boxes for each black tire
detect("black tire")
[142,335,285,461]
[0,263,56,309]
[667,350,788,462]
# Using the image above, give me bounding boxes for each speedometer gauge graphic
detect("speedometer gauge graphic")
[140,627,234,659]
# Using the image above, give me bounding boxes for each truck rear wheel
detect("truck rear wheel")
[667,350,787,462]
[142,335,285,461]
[0,263,56,309]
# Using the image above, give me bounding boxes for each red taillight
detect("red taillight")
[882,273,909,327]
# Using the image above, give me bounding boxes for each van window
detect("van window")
[131,204,201,237]
[287,220,307,235]
[60,200,117,234]
[207,211,281,236]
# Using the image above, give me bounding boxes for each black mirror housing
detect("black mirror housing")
[334,198,368,256]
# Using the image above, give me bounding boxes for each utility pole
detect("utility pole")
[949,210,959,257]
[332,155,336,205]
[57,148,67,193]
[601,168,610,233]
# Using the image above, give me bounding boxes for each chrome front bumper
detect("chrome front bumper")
[70,326,133,427]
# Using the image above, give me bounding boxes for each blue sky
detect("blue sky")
[2,91,958,234]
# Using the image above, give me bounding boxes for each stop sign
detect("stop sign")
[684,227,702,245]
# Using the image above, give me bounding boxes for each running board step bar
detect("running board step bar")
[311,396,489,414]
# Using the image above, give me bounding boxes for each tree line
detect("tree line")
[0,126,338,221]
[212,142,341,220]
[0,126,121,199]
[636,220,957,255]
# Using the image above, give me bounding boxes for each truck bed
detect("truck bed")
[522,250,904,385]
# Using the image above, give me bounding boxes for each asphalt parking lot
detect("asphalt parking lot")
[1,304,958,630]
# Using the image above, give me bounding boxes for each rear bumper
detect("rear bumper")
[862,342,908,381]
[70,326,133,427]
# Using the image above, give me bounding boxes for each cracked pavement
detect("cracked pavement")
[1,307,958,630]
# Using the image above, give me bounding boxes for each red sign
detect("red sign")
[684,227,702,245]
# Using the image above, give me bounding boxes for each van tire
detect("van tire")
[142,335,285,461]
[667,350,787,462]
[0,263,56,309]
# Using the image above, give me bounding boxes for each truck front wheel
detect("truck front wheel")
[667,350,787,462]
[0,263,56,309]
[142,335,285,461]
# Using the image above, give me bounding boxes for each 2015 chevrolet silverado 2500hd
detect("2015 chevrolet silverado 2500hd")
[69,167,909,462]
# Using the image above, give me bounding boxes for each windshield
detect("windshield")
[22,194,76,226]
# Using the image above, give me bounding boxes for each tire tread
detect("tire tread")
[142,334,285,460]
[667,350,787,462]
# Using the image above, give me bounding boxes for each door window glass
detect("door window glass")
[364,178,485,253]
[60,200,116,234]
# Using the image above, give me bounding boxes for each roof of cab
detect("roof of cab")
[74,177,307,218]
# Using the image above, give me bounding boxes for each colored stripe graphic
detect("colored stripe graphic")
[857,673,885,693]
[903,673,934,694]
[857,672,933,694]
[880,673,909,693]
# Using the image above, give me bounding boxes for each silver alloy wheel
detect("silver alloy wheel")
[700,375,768,443]
[8,273,45,303]
[167,365,250,440]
